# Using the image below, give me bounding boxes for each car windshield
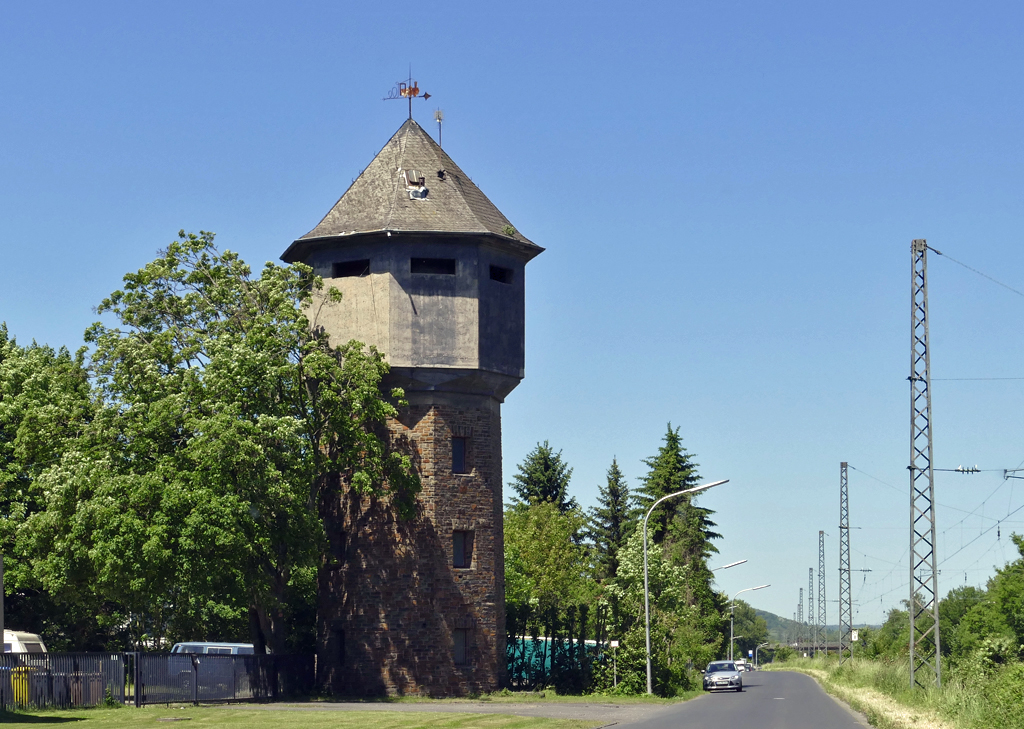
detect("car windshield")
[708,662,735,672]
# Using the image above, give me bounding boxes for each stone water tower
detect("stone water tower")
[281,119,542,695]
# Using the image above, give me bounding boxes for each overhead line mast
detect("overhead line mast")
[839,461,852,663]
[909,239,941,688]
[818,531,827,655]
[808,568,815,656]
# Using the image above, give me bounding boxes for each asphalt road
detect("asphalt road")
[619,671,870,729]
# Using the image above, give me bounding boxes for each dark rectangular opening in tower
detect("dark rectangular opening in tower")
[411,258,456,275]
[489,265,513,284]
[453,530,474,568]
[453,628,469,665]
[332,628,346,667]
[452,437,468,473]
[333,259,370,278]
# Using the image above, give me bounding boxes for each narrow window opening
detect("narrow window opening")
[452,437,468,473]
[453,530,474,569]
[330,530,347,562]
[333,628,346,667]
[411,258,456,275]
[333,260,370,278]
[453,628,469,665]
[490,265,513,284]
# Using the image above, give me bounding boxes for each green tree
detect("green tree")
[729,599,770,660]
[509,441,577,512]
[587,458,636,581]
[992,533,1024,647]
[606,527,722,694]
[20,232,419,652]
[0,326,98,648]
[939,585,986,657]
[636,424,722,622]
[504,501,592,609]
[636,424,720,556]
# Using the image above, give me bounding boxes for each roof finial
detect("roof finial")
[384,70,431,120]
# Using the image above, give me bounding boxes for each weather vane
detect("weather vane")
[384,73,431,120]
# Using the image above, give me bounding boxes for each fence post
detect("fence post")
[190,655,198,705]
[133,652,141,708]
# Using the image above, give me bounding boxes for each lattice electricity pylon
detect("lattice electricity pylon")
[797,588,803,630]
[808,568,815,656]
[839,461,852,663]
[909,239,942,689]
[818,530,827,655]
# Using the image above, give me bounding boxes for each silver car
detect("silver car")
[703,660,743,692]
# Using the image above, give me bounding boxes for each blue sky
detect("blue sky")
[3,1,1024,624]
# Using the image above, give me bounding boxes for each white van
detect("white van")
[170,642,256,655]
[3,630,48,653]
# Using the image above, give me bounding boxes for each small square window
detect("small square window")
[333,260,370,278]
[453,530,474,569]
[489,265,513,284]
[453,628,469,665]
[452,437,468,474]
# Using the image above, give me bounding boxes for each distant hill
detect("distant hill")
[755,608,876,644]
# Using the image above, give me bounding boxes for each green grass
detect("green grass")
[0,707,601,728]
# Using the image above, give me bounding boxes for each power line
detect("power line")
[933,377,1024,381]
[928,245,1024,299]
[850,465,1008,521]
[940,500,1024,566]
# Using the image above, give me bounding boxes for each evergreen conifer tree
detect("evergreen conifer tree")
[509,441,577,512]
[636,424,702,543]
[636,424,725,643]
[588,458,636,581]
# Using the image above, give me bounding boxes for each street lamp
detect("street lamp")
[755,642,770,667]
[643,479,729,695]
[730,584,770,660]
[711,559,747,571]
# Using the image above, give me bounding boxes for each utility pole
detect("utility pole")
[797,588,803,646]
[910,239,941,688]
[818,531,827,655]
[839,461,852,663]
[808,568,815,656]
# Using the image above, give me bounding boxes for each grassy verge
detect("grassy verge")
[0,707,602,728]
[763,656,1021,729]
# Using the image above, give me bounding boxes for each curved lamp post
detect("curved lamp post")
[755,641,770,667]
[711,559,747,572]
[730,584,770,660]
[643,479,729,695]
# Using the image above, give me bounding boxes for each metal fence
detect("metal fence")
[0,653,127,710]
[133,653,315,706]
[0,652,314,710]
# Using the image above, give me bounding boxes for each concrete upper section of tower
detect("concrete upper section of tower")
[281,119,542,404]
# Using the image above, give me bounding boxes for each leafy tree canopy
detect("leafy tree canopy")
[504,501,592,610]
[17,232,419,652]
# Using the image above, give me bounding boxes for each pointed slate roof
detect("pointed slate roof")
[282,120,541,262]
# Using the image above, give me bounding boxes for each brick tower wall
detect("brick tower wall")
[317,397,506,696]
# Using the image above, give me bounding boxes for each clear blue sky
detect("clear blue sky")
[4,1,1024,625]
